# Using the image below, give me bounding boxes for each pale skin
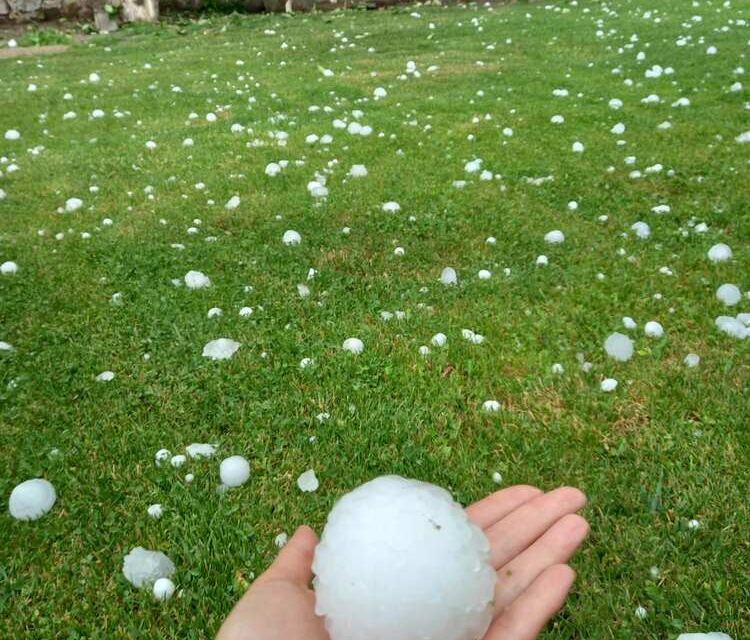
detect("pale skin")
[216,485,589,640]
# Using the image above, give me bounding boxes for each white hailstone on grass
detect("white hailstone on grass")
[464,159,482,173]
[394,247,405,256]
[275,533,289,548]
[89,73,101,83]
[536,255,549,266]
[182,138,194,147]
[482,400,500,413]
[147,504,163,519]
[684,353,700,368]
[312,476,495,640]
[373,87,387,98]
[170,455,186,468]
[492,471,503,484]
[431,333,447,348]
[283,230,302,246]
[622,317,637,330]
[551,363,564,374]
[716,284,741,306]
[224,196,240,210]
[1,261,18,275]
[202,338,240,360]
[153,578,176,602]
[550,114,565,124]
[567,201,578,211]
[572,141,584,153]
[342,338,364,355]
[604,333,634,362]
[145,141,157,150]
[644,321,664,338]
[418,345,430,356]
[687,519,701,530]
[186,443,217,459]
[122,547,175,588]
[207,307,222,318]
[611,122,626,135]
[486,237,497,245]
[715,316,748,339]
[382,201,401,213]
[8,478,57,521]
[736,131,750,144]
[4,129,20,141]
[155,449,171,466]
[631,221,651,239]
[0,189,5,201]
[64,198,83,213]
[634,606,647,620]
[707,244,732,263]
[299,357,314,369]
[706,46,717,55]
[478,270,491,280]
[184,270,211,289]
[440,267,458,285]
[219,456,250,488]
[677,635,732,640]
[265,162,281,177]
[206,113,217,123]
[349,164,368,178]
[601,378,618,392]
[96,371,115,382]
[298,469,319,492]
[544,230,565,244]
[239,306,253,317]
[0,341,13,351]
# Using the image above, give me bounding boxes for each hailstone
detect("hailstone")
[440,267,458,285]
[677,634,732,640]
[122,547,175,588]
[8,478,57,521]
[202,338,240,360]
[312,476,495,640]
[604,332,634,362]
[219,455,250,487]
[716,284,741,307]
[153,577,176,602]
[283,230,302,246]
[342,338,364,355]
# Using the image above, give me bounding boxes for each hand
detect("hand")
[215,485,589,640]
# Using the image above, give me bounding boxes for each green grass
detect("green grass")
[1,1,749,638]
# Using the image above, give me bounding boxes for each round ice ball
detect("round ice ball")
[219,455,250,487]
[604,332,634,362]
[8,478,57,521]
[707,243,732,263]
[716,283,741,307]
[153,577,176,602]
[312,476,496,640]
[342,338,364,355]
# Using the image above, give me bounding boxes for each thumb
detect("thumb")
[264,525,319,585]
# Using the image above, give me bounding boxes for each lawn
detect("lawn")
[1,1,749,638]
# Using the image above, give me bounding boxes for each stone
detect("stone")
[95,10,119,31]
[8,0,43,13]
[122,0,158,22]
[0,0,10,15]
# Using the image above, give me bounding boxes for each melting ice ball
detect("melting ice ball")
[122,547,175,588]
[219,455,250,487]
[8,478,57,521]
[312,476,496,640]
[604,332,634,362]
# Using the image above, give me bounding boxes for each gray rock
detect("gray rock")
[0,0,9,14]
[8,0,43,12]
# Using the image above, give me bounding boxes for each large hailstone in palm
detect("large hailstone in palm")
[8,478,57,521]
[313,476,496,640]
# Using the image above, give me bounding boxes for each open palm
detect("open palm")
[216,485,589,640]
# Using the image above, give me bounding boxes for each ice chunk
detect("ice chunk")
[431,333,447,347]
[65,197,83,213]
[604,333,634,362]
[601,378,618,392]
[184,270,211,289]
[147,504,163,519]
[716,284,741,307]
[716,316,748,339]
[122,547,175,588]
[312,476,495,640]
[644,321,664,338]
[153,577,176,602]
[440,267,458,285]
[342,338,364,355]
[684,353,700,368]
[202,339,240,360]
[707,243,732,263]
[95,371,114,382]
[186,443,217,459]
[677,634,732,640]
[8,478,57,521]
[544,230,565,244]
[482,400,500,413]
[219,455,250,487]
[1,261,18,275]
[283,230,302,246]
[297,469,319,492]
